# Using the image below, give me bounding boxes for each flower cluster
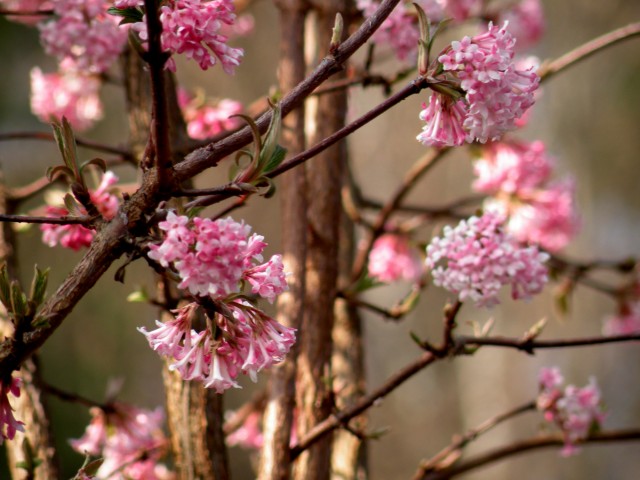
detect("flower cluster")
[132,0,244,73]
[38,0,127,74]
[425,211,549,307]
[417,23,539,146]
[142,213,293,391]
[367,234,423,284]
[70,404,172,479]
[0,376,24,445]
[148,213,287,301]
[473,139,580,251]
[178,89,243,140]
[537,367,606,457]
[603,300,640,336]
[41,171,120,251]
[30,65,103,131]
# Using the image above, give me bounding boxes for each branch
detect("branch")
[290,351,437,459]
[143,0,174,190]
[0,213,94,225]
[0,131,135,161]
[414,401,537,479]
[420,429,640,480]
[455,333,640,355]
[173,0,404,182]
[539,22,640,82]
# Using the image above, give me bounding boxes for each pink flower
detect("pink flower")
[357,0,445,61]
[536,367,606,457]
[30,66,103,131]
[0,376,24,445]
[425,211,549,307]
[416,94,467,147]
[132,0,244,73]
[178,89,243,140]
[368,234,423,283]
[603,301,640,336]
[490,178,580,252]
[40,172,120,251]
[243,254,289,303]
[114,0,143,7]
[148,214,288,302]
[440,0,482,21]
[226,410,264,449]
[419,23,539,146]
[473,140,553,194]
[39,2,127,74]
[70,404,171,479]
[498,0,545,50]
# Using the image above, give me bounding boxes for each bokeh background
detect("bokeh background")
[1,0,639,478]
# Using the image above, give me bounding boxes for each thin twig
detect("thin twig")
[539,22,640,82]
[414,401,537,478]
[420,429,640,479]
[0,213,93,225]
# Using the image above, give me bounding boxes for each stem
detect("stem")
[0,214,94,225]
[420,429,640,480]
[173,0,403,182]
[456,333,640,354]
[413,401,536,479]
[539,22,640,82]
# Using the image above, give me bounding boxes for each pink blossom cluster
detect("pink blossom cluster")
[537,367,606,457]
[148,212,287,302]
[132,0,244,73]
[367,234,423,284]
[139,301,296,393]
[70,404,172,479]
[417,23,539,147]
[0,376,24,445]
[30,65,103,131]
[41,171,119,251]
[603,301,640,336]
[425,211,549,307]
[177,89,243,140]
[225,407,297,449]
[473,139,580,251]
[355,0,444,61]
[38,0,127,74]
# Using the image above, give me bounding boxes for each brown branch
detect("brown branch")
[350,148,449,281]
[414,401,536,479]
[143,0,174,191]
[420,429,640,480]
[455,333,640,355]
[539,22,640,82]
[0,132,134,161]
[290,351,437,459]
[0,213,94,225]
[173,0,404,182]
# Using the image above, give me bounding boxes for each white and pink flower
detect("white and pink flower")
[425,211,548,307]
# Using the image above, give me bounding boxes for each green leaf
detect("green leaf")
[107,6,144,24]
[258,103,282,172]
[29,265,49,308]
[63,193,82,216]
[0,264,12,312]
[46,165,73,183]
[262,144,287,174]
[352,272,383,293]
[409,331,423,347]
[10,281,27,318]
[127,287,149,303]
[80,157,107,174]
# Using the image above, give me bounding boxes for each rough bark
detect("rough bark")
[294,4,349,478]
[0,175,60,480]
[258,1,308,479]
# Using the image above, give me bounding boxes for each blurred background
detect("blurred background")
[1,0,639,478]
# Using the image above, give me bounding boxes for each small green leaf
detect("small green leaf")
[10,281,27,318]
[352,272,383,293]
[0,264,12,312]
[29,265,49,308]
[262,144,287,174]
[81,457,104,477]
[63,193,81,216]
[107,6,144,24]
[46,165,74,183]
[186,207,204,219]
[127,287,149,303]
[409,331,423,347]
[258,103,282,172]
[80,157,107,174]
